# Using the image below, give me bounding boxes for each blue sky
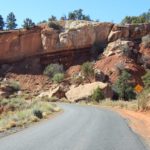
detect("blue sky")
[0,0,150,27]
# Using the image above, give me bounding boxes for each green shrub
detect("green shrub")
[0,98,27,111]
[52,73,64,83]
[43,63,64,78]
[33,109,43,119]
[121,15,147,25]
[48,15,57,21]
[91,87,104,102]
[142,35,150,48]
[113,70,136,100]
[8,81,20,92]
[142,71,150,89]
[22,18,35,29]
[48,21,62,30]
[81,62,94,82]
[68,9,91,21]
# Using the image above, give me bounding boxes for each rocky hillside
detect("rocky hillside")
[0,20,149,63]
[0,20,150,92]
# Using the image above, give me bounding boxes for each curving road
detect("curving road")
[0,104,148,150]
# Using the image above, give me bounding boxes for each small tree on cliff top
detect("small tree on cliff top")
[0,15,5,30]
[6,12,17,30]
[48,15,57,21]
[68,9,91,21]
[22,18,35,29]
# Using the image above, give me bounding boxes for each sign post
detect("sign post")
[134,84,143,110]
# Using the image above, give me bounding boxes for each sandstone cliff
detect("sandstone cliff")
[0,27,42,63]
[0,20,150,64]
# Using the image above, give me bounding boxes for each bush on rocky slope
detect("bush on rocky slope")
[91,87,104,102]
[52,73,64,83]
[137,71,150,110]
[81,62,94,82]
[113,70,136,100]
[43,63,64,79]
[8,80,20,92]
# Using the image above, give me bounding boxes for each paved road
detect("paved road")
[0,104,148,150]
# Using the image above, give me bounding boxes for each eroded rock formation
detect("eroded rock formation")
[0,27,42,63]
[0,20,149,65]
[0,20,150,85]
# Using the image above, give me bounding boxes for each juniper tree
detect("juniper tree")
[113,70,136,100]
[0,15,5,30]
[22,18,35,29]
[6,12,17,29]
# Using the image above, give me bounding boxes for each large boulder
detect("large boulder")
[38,84,69,99]
[94,22,114,44]
[64,21,113,44]
[108,25,129,42]
[66,65,81,77]
[103,39,134,57]
[65,82,113,102]
[59,24,96,49]
[41,21,113,52]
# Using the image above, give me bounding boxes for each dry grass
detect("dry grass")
[0,98,60,132]
[79,99,138,111]
[138,90,150,111]
[98,99,138,111]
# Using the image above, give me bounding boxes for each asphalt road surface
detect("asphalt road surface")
[0,104,148,150]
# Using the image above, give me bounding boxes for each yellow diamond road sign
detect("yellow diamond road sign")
[134,84,143,93]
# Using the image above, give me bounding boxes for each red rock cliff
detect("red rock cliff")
[0,21,150,64]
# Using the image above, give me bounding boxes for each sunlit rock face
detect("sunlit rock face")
[0,27,42,63]
[0,21,149,64]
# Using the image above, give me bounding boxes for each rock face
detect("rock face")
[95,54,145,85]
[0,21,150,64]
[0,21,114,64]
[108,25,129,42]
[98,37,148,85]
[0,27,42,63]
[129,24,150,40]
[0,21,150,83]
[140,45,150,69]
[103,39,134,57]
[66,65,81,77]
[108,23,150,42]
[41,21,113,52]
[65,82,113,102]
